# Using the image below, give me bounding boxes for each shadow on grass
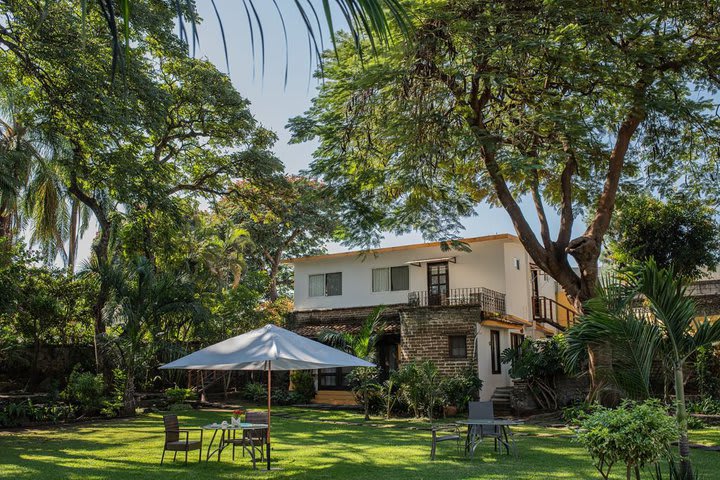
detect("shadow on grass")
[1,409,719,480]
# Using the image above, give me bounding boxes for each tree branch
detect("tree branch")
[586,111,644,241]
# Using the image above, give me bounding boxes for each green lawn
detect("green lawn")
[1,407,719,479]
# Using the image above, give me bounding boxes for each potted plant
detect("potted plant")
[231,408,245,426]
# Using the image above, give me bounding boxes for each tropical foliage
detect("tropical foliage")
[319,306,386,420]
[576,400,678,480]
[566,260,720,478]
[501,336,566,410]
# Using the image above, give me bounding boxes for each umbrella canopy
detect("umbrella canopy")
[159,324,375,371]
[159,324,374,470]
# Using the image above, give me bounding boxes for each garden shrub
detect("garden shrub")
[290,370,315,403]
[243,382,267,403]
[241,382,308,406]
[0,400,76,427]
[501,336,565,410]
[687,397,720,415]
[562,401,602,427]
[576,400,677,480]
[686,416,706,430]
[346,367,381,420]
[395,361,444,420]
[61,368,105,415]
[441,367,483,412]
[164,387,196,405]
[101,369,127,418]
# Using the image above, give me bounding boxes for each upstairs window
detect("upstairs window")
[372,266,409,292]
[309,272,343,297]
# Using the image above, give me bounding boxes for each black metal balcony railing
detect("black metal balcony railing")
[407,287,506,314]
[532,295,577,330]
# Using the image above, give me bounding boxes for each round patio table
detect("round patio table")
[456,419,524,458]
[202,423,268,468]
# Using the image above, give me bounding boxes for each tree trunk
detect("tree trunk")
[267,251,282,302]
[364,392,370,421]
[674,364,694,479]
[68,199,79,275]
[68,174,111,338]
[122,371,136,417]
[0,210,14,245]
[92,226,111,335]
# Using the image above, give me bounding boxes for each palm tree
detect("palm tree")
[566,259,720,479]
[0,88,89,269]
[319,305,386,361]
[102,256,208,415]
[319,305,386,419]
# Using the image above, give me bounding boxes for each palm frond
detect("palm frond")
[103,0,411,78]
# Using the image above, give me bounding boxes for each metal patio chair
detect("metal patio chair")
[467,401,505,454]
[430,423,461,460]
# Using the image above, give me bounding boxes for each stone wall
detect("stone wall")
[510,375,590,415]
[0,345,95,391]
[399,306,480,376]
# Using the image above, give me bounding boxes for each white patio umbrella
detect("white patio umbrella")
[159,324,374,469]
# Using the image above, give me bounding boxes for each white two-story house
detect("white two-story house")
[288,233,576,406]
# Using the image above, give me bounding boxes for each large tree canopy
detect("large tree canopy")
[215,175,339,301]
[0,0,280,337]
[607,194,720,280]
[290,0,720,307]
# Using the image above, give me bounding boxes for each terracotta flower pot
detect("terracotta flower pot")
[444,405,458,417]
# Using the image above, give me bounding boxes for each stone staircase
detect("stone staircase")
[491,386,513,416]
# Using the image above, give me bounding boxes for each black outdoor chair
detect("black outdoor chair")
[160,414,203,465]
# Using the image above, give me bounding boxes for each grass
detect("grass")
[1,407,719,479]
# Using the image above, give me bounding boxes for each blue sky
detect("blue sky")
[72,1,585,261]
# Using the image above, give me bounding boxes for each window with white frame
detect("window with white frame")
[371,266,409,292]
[309,272,343,297]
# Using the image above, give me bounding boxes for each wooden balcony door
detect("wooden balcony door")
[427,261,449,306]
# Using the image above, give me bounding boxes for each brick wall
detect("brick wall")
[399,306,480,376]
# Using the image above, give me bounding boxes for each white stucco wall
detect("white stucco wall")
[292,238,518,311]
[474,324,518,400]
[502,243,532,320]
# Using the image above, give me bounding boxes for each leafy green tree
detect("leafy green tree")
[290,0,720,309]
[217,175,339,301]
[319,305,386,360]
[101,256,207,414]
[0,242,94,385]
[1,0,279,342]
[0,85,85,265]
[567,260,720,478]
[607,194,720,280]
[394,360,444,421]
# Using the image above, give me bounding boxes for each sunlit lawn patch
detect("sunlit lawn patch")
[1,408,719,480]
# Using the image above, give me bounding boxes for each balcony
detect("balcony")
[407,287,506,314]
[532,295,578,330]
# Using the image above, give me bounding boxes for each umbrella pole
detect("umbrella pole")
[267,360,271,471]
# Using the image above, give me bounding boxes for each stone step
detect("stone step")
[312,390,358,406]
